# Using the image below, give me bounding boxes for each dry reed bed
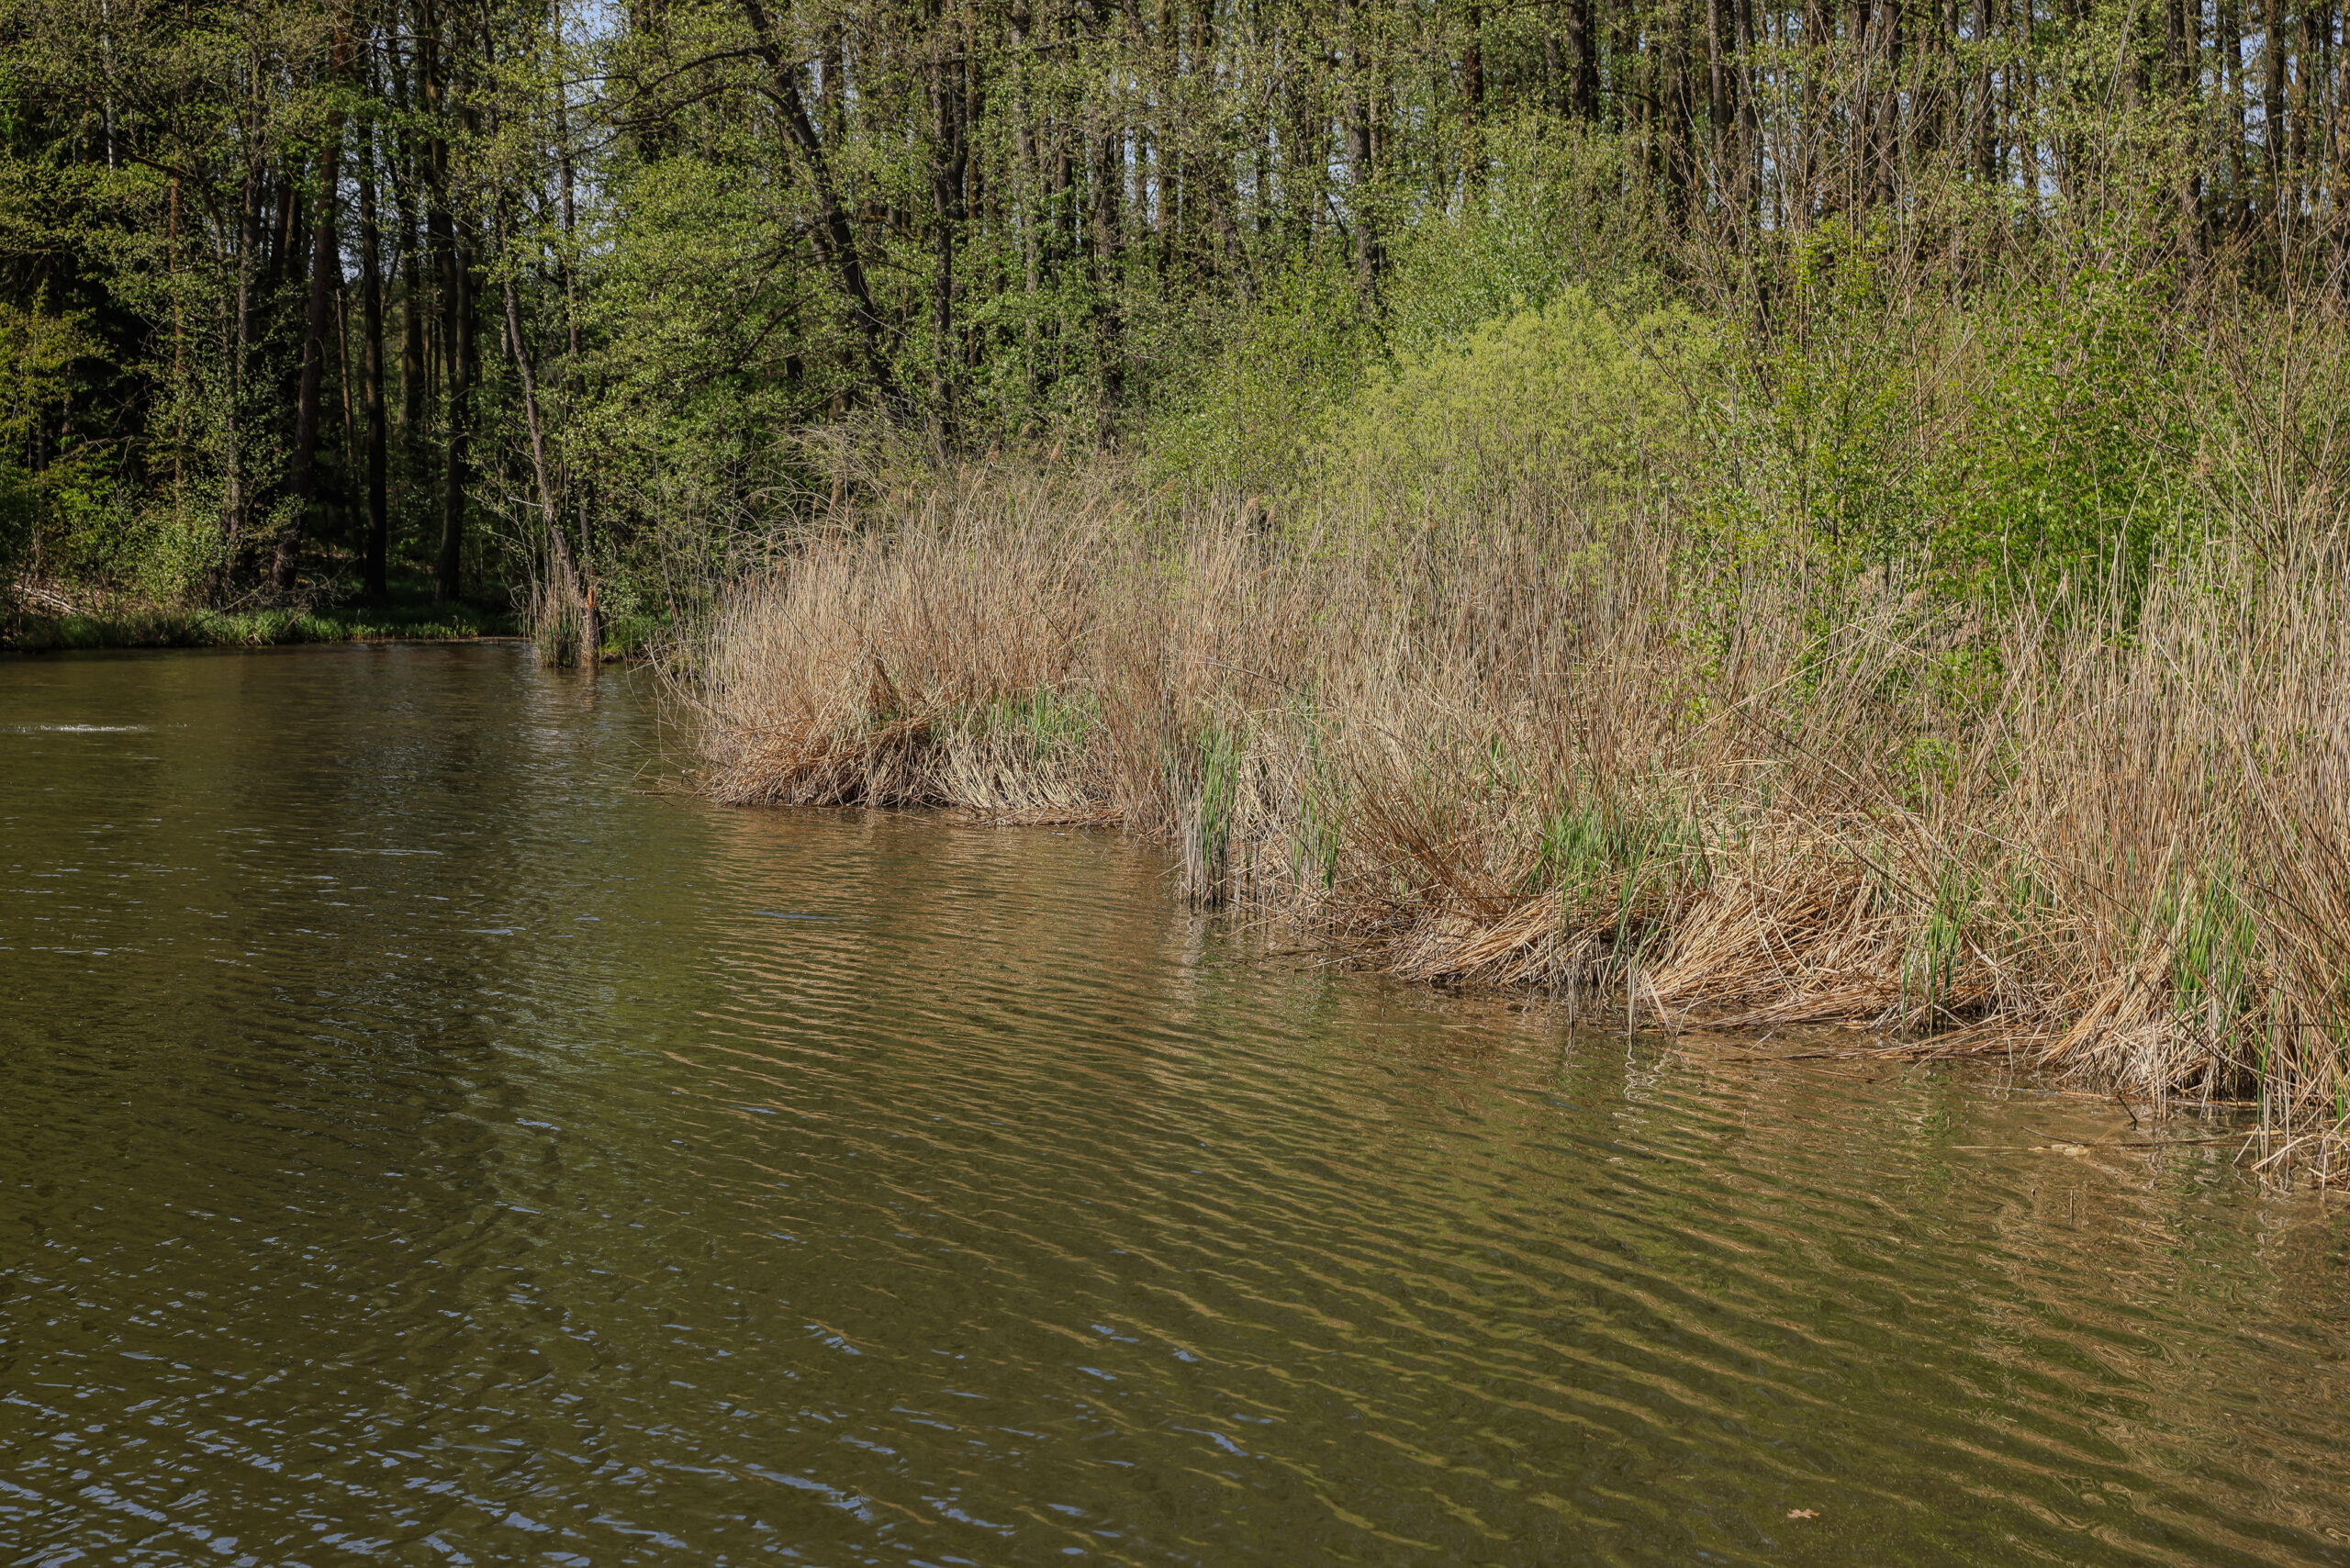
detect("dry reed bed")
[683,466,2350,1172]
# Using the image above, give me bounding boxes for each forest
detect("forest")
[6,0,2349,623]
[8,0,2350,1154]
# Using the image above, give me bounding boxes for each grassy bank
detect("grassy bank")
[680,462,2350,1177]
[4,581,519,653]
[7,578,681,659]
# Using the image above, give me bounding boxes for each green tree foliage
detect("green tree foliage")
[1315,285,1706,513]
[4,0,2345,627]
[0,302,95,588]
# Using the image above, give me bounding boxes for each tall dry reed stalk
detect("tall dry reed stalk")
[680,463,2350,1173]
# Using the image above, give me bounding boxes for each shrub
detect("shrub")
[1312,284,1705,514]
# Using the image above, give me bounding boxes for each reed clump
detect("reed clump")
[681,455,2350,1170]
[682,267,2350,1171]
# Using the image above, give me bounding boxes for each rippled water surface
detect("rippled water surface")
[4,644,2348,1566]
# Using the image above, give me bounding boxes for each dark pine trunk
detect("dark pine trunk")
[435,228,474,601]
[274,35,349,595]
[358,110,390,597]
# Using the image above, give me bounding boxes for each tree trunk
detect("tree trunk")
[741,0,905,414]
[358,109,390,598]
[1345,3,1382,301]
[931,32,968,440]
[274,28,351,594]
[386,9,428,460]
[1565,0,1598,119]
[218,160,261,596]
[2264,0,2288,252]
[1464,5,1485,121]
[552,39,592,649]
[435,227,474,601]
[501,252,589,664]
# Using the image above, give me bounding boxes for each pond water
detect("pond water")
[3,643,2346,1566]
